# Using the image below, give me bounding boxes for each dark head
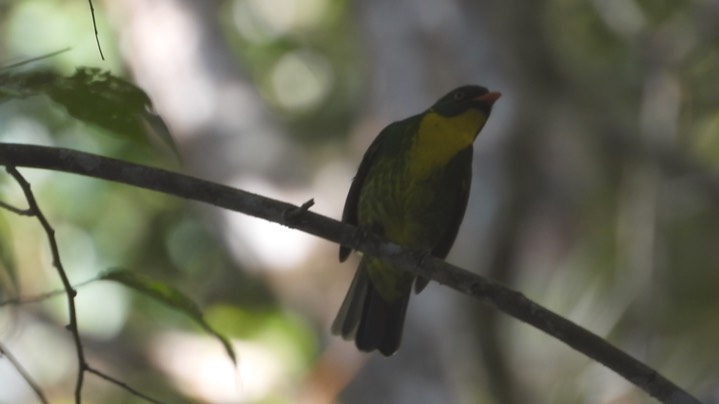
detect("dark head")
[430,85,501,117]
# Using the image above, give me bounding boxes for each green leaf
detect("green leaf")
[0,48,70,104]
[0,64,180,159]
[47,68,179,157]
[100,268,236,364]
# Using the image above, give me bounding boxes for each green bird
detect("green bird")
[332,85,501,356]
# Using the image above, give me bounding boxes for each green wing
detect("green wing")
[432,146,473,258]
[414,146,473,293]
[339,118,417,261]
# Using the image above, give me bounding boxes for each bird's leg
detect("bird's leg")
[404,245,430,265]
[408,247,433,293]
[347,224,375,257]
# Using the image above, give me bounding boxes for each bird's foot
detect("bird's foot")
[352,224,375,251]
[408,247,432,267]
[408,248,433,293]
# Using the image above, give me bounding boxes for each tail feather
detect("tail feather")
[355,284,409,356]
[331,263,370,338]
[332,260,410,356]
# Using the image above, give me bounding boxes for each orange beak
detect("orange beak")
[474,91,502,105]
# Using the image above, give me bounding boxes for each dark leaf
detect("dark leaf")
[100,268,236,364]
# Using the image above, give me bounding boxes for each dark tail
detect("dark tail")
[332,260,410,356]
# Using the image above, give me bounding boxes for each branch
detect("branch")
[0,277,101,307]
[5,166,87,403]
[86,0,105,60]
[0,199,32,215]
[0,143,703,404]
[87,366,165,404]
[0,341,49,404]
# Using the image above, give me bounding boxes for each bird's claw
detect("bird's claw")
[408,248,432,266]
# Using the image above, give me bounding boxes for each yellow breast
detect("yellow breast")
[407,109,487,178]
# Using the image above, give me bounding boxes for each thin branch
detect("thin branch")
[0,143,705,404]
[0,341,49,404]
[87,366,166,404]
[86,0,105,60]
[0,199,32,215]
[0,288,68,307]
[0,277,100,307]
[5,165,87,403]
[0,48,72,72]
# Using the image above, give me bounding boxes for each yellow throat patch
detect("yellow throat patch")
[408,108,487,177]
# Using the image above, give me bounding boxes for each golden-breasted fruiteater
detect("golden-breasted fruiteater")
[332,85,501,355]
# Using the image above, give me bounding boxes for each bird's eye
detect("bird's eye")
[453,92,465,100]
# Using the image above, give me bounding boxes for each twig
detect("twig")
[0,288,67,307]
[0,199,32,215]
[0,277,100,307]
[283,198,315,221]
[0,144,704,404]
[0,341,49,404]
[86,0,105,60]
[87,366,166,404]
[0,48,72,72]
[5,166,87,403]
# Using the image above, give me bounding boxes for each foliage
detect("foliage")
[1,0,719,403]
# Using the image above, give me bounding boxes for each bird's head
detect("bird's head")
[430,85,501,117]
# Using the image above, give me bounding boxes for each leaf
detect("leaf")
[47,68,179,156]
[100,268,236,364]
[0,48,69,104]
[47,68,153,139]
[0,65,179,159]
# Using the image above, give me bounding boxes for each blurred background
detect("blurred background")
[1,0,719,403]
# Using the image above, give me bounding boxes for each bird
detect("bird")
[332,85,501,356]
